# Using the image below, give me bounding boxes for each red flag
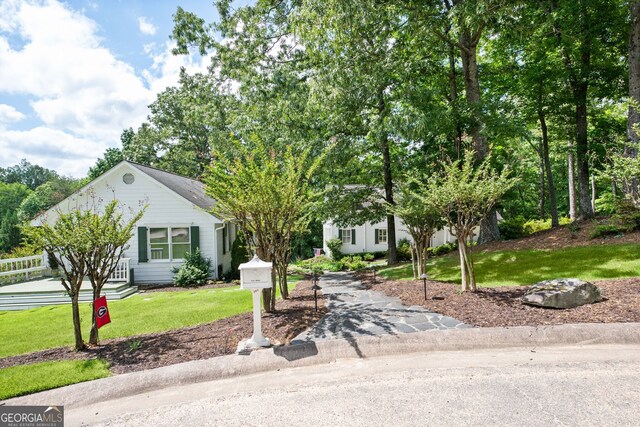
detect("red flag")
[94,296,111,329]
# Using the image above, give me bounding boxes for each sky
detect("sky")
[0,0,221,178]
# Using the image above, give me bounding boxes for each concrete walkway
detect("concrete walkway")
[293,272,468,343]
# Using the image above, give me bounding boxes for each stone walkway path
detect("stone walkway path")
[293,272,468,344]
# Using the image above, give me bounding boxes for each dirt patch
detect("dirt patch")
[361,273,640,327]
[477,219,640,253]
[0,280,325,374]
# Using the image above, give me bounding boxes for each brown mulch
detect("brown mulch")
[478,219,640,253]
[0,280,326,374]
[361,273,640,327]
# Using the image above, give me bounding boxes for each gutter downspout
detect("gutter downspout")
[214,222,225,280]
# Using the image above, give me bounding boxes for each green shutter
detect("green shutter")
[374,230,379,244]
[190,226,200,253]
[138,227,148,262]
[351,229,356,245]
[223,226,227,254]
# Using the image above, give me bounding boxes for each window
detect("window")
[375,228,387,244]
[149,227,190,260]
[339,229,355,245]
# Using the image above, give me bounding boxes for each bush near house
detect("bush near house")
[172,248,211,287]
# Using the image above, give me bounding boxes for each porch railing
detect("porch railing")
[0,255,130,285]
[0,254,47,284]
[108,258,130,283]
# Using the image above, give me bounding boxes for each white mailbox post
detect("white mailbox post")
[239,255,273,348]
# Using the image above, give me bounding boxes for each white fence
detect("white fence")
[108,258,130,283]
[0,255,130,285]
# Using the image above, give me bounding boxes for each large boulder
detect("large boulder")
[521,278,603,309]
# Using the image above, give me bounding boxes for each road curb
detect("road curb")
[5,322,640,408]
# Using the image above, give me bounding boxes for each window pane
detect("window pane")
[149,228,168,244]
[172,243,190,260]
[150,244,169,259]
[340,229,351,244]
[171,227,190,243]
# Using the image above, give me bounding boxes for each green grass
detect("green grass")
[0,279,302,359]
[0,359,110,400]
[378,243,640,287]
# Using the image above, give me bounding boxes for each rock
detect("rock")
[521,278,603,309]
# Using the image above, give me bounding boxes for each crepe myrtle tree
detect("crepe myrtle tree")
[85,201,144,345]
[426,151,517,292]
[390,183,444,279]
[24,200,144,350]
[205,138,327,312]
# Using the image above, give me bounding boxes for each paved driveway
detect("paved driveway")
[293,272,468,343]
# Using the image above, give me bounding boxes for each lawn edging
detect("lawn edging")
[6,322,640,408]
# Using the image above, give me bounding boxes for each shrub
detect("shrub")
[427,241,458,257]
[326,238,343,261]
[523,217,573,235]
[363,253,375,261]
[498,215,527,240]
[172,248,211,287]
[396,238,412,262]
[230,233,249,279]
[611,199,640,232]
[294,255,342,272]
[340,255,367,271]
[590,225,623,239]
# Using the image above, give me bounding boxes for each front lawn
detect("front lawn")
[378,244,640,287]
[0,276,302,358]
[0,359,110,400]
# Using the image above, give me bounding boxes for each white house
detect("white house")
[33,161,236,284]
[322,217,460,256]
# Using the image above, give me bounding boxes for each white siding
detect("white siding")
[34,163,223,284]
[322,216,463,257]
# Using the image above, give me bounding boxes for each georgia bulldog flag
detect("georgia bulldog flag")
[94,296,111,328]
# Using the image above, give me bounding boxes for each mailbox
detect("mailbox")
[239,255,273,289]
[237,254,273,349]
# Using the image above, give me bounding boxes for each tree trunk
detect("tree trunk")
[410,243,417,280]
[567,136,577,220]
[457,237,469,292]
[539,141,546,218]
[625,1,640,199]
[539,111,559,227]
[457,235,476,292]
[591,175,596,214]
[71,293,85,351]
[448,44,463,158]
[378,91,397,265]
[575,82,594,219]
[459,30,500,243]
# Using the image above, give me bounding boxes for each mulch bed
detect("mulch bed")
[478,219,640,253]
[361,273,640,327]
[0,280,325,374]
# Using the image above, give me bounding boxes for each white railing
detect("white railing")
[108,258,130,283]
[0,254,47,284]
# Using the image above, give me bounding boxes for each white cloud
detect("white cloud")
[0,0,210,177]
[138,16,157,36]
[0,104,25,124]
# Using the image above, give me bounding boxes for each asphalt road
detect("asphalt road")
[68,344,640,427]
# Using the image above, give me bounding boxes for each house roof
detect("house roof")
[128,162,215,212]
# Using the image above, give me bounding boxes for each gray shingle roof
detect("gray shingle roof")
[128,162,215,212]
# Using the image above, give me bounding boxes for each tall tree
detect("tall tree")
[547,0,627,218]
[205,139,325,311]
[0,159,58,190]
[626,1,640,198]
